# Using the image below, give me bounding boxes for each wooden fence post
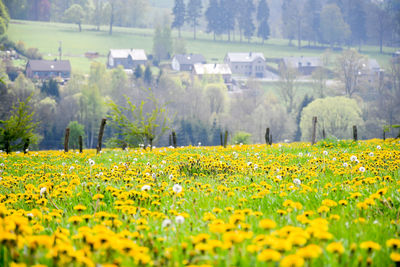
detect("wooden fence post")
[23,138,29,154]
[224,130,228,148]
[265,128,270,145]
[96,118,106,154]
[383,130,386,141]
[353,125,358,142]
[79,135,83,153]
[172,131,177,148]
[311,116,317,145]
[64,128,70,152]
[220,132,223,146]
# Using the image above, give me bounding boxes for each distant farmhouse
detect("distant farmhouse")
[361,59,383,83]
[224,52,267,78]
[26,60,71,80]
[171,54,206,71]
[193,63,232,84]
[281,56,322,75]
[107,49,147,69]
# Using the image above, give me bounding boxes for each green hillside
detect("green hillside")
[7,20,396,74]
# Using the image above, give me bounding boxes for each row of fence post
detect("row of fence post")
[63,118,106,153]
[60,116,382,153]
[310,116,359,145]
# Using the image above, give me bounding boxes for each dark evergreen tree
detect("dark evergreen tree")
[220,0,236,41]
[134,65,143,79]
[236,1,247,42]
[186,0,203,40]
[303,0,321,45]
[172,0,185,38]
[348,0,366,50]
[281,0,296,45]
[205,0,221,40]
[257,0,270,43]
[144,65,152,85]
[242,0,255,42]
[41,79,60,99]
[294,94,314,141]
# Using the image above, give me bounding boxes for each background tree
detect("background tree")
[0,0,10,35]
[41,78,60,99]
[368,1,392,54]
[186,0,203,40]
[0,95,39,153]
[320,4,350,48]
[277,65,298,114]
[205,0,221,41]
[153,22,173,62]
[220,0,236,41]
[63,4,85,32]
[336,49,367,98]
[172,0,185,38]
[303,0,321,45]
[144,65,152,85]
[300,96,364,141]
[107,90,170,148]
[347,0,366,50]
[91,0,108,31]
[257,0,270,44]
[66,121,85,149]
[281,0,296,45]
[242,0,256,42]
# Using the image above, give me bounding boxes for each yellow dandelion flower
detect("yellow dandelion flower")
[326,242,344,254]
[257,249,281,262]
[259,219,277,230]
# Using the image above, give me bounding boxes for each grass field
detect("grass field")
[7,20,398,74]
[0,139,399,266]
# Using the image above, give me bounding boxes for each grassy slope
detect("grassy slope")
[8,20,397,74]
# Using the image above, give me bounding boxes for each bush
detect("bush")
[231,131,252,145]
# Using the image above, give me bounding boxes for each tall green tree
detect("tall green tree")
[66,121,85,149]
[107,89,170,149]
[335,49,367,98]
[0,0,10,35]
[186,0,203,40]
[0,94,39,153]
[63,4,85,31]
[205,0,221,40]
[172,0,185,38]
[91,0,108,31]
[281,0,296,45]
[220,0,236,41]
[257,0,270,43]
[242,0,255,42]
[300,96,364,141]
[348,0,366,49]
[303,0,321,45]
[320,4,350,48]
[153,23,173,62]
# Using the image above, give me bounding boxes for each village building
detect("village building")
[281,56,322,75]
[25,59,71,80]
[171,54,206,71]
[107,49,147,69]
[192,63,232,84]
[224,52,267,78]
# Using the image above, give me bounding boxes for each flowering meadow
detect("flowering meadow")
[1,139,400,267]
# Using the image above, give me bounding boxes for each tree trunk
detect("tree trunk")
[78,23,81,32]
[109,4,114,35]
[193,19,196,40]
[96,118,107,154]
[178,27,181,38]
